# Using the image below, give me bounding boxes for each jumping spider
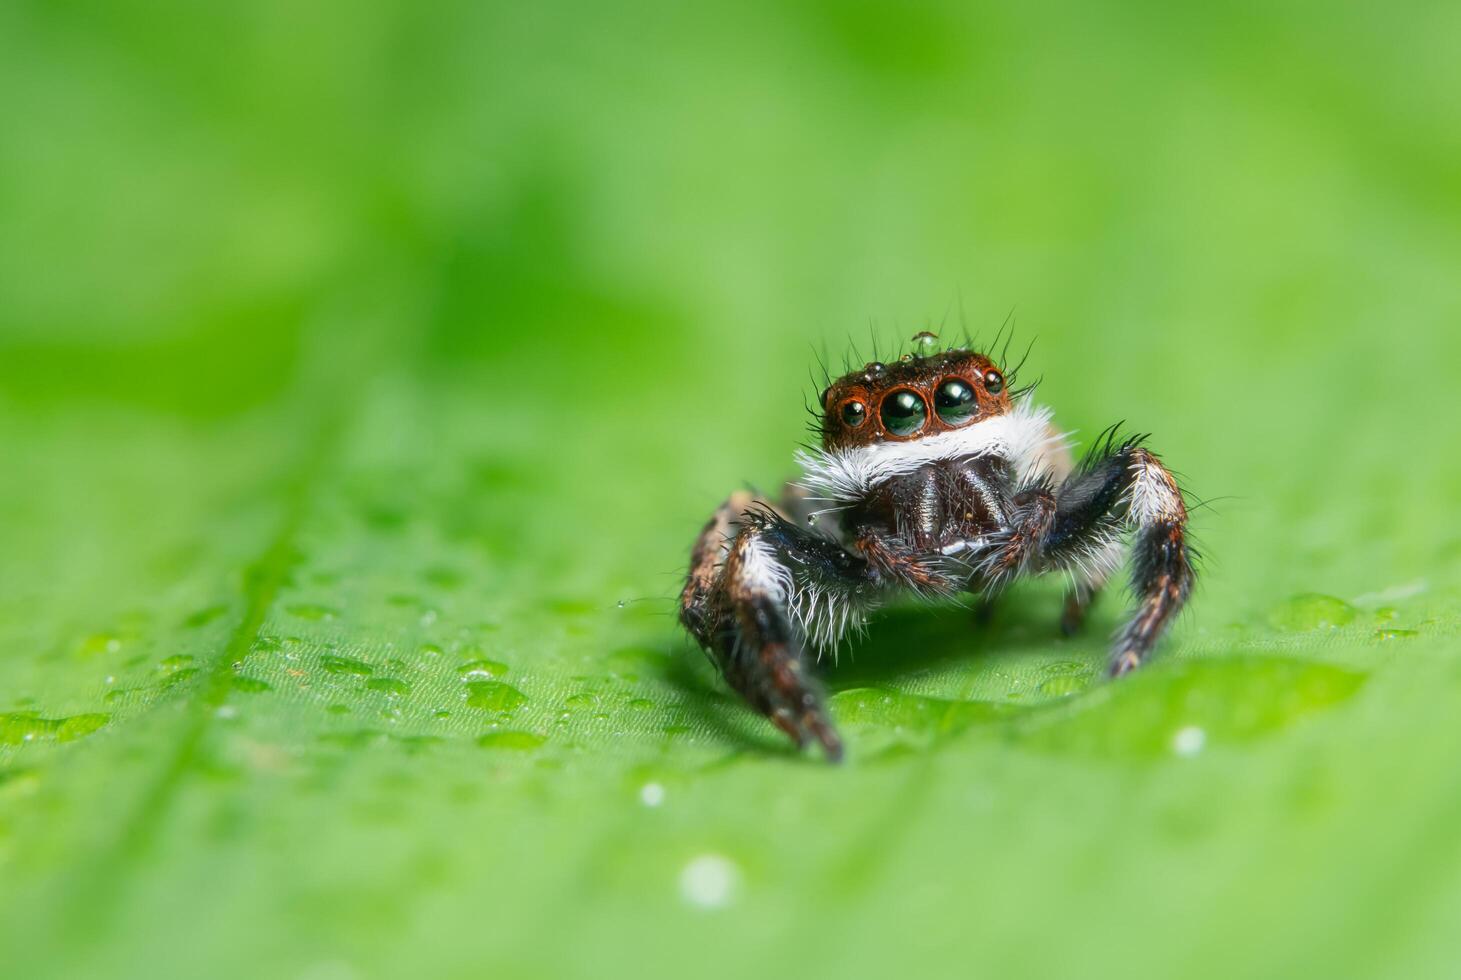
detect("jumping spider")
[679,336,1195,761]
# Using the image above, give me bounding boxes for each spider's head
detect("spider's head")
[817,348,1011,452]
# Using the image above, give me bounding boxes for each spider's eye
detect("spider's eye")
[934,378,977,425]
[880,390,927,437]
[840,400,868,428]
[983,369,1005,395]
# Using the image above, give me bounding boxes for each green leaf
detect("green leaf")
[3,3,1461,979]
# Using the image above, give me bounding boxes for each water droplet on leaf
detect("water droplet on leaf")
[476,730,544,750]
[679,854,739,909]
[1172,725,1206,757]
[457,659,509,680]
[1268,594,1357,631]
[465,681,528,712]
[0,712,109,745]
[366,677,411,697]
[1038,675,1088,698]
[320,655,373,676]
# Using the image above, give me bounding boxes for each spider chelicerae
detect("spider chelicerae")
[679,333,1195,761]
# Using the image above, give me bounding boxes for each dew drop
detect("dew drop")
[640,782,666,807]
[162,671,203,695]
[464,681,529,712]
[476,730,544,750]
[1268,594,1357,632]
[320,655,373,676]
[78,632,123,656]
[366,677,411,697]
[160,667,200,689]
[457,659,509,680]
[1038,675,1088,698]
[1172,725,1206,757]
[679,854,739,909]
[0,711,110,745]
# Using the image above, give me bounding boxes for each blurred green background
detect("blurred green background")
[3,1,1460,978]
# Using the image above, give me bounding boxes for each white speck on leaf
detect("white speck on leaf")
[1173,725,1206,757]
[680,854,738,909]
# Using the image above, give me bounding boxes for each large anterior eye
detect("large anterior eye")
[880,390,927,436]
[840,400,868,428]
[934,378,977,425]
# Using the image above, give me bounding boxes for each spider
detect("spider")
[679,335,1195,761]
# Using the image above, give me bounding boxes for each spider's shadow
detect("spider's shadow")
[659,590,1071,756]
[821,590,1058,690]
[821,604,987,690]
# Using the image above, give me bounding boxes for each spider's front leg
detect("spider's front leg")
[1041,438,1196,676]
[679,497,875,761]
[970,437,1193,674]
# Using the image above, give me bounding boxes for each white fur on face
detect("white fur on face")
[793,397,1072,504]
